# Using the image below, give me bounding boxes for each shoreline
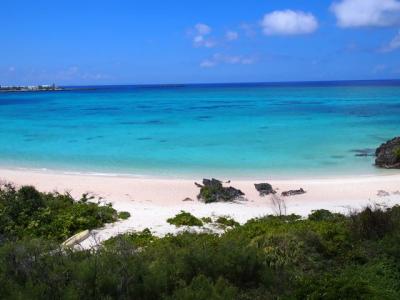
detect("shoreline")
[0,163,398,181]
[1,167,400,247]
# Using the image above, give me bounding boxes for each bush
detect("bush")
[215,216,239,229]
[103,228,156,248]
[350,206,394,240]
[308,209,344,222]
[0,183,118,241]
[118,211,131,220]
[167,211,203,227]
[201,217,212,224]
[394,146,400,159]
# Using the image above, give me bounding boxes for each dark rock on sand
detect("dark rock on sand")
[281,188,306,197]
[375,137,400,169]
[254,183,276,196]
[195,178,245,203]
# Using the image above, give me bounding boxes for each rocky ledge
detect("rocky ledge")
[281,188,306,197]
[195,178,245,203]
[254,183,276,196]
[375,137,400,169]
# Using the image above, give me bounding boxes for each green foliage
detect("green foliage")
[215,216,239,229]
[103,228,157,248]
[0,183,118,242]
[1,195,400,299]
[118,211,131,220]
[167,211,203,227]
[308,209,345,222]
[201,217,212,223]
[350,205,394,240]
[169,275,238,300]
[394,146,400,159]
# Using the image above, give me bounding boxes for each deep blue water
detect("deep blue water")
[0,81,399,178]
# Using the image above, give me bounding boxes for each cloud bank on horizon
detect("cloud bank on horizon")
[1,0,400,85]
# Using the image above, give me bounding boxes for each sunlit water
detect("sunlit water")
[0,81,399,179]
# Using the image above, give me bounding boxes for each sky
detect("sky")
[1,0,400,85]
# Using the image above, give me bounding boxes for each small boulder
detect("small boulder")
[196,178,245,203]
[375,137,400,169]
[254,183,276,196]
[281,188,306,197]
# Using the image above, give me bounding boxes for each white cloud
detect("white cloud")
[200,53,255,68]
[331,0,400,27]
[195,23,211,35]
[261,10,318,35]
[381,30,400,52]
[192,23,216,48]
[225,30,239,41]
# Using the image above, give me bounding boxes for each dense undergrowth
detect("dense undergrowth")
[1,183,400,299]
[0,183,119,242]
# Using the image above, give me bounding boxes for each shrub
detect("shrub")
[167,211,203,227]
[308,209,344,222]
[394,146,400,159]
[118,211,131,220]
[215,216,239,228]
[201,217,212,223]
[0,183,119,241]
[350,206,393,240]
[103,228,156,248]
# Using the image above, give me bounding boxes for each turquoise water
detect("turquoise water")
[0,81,399,178]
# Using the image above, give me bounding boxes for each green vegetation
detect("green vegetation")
[1,182,400,299]
[0,183,118,242]
[394,146,400,159]
[215,216,240,228]
[118,211,131,220]
[103,228,157,248]
[167,211,203,227]
[201,216,212,223]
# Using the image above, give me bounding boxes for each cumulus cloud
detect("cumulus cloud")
[381,30,400,52]
[261,10,318,35]
[331,0,400,27]
[200,53,255,68]
[225,30,239,41]
[195,23,211,35]
[192,23,216,48]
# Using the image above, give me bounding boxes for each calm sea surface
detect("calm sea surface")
[0,81,399,178]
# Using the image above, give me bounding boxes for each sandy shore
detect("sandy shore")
[1,168,400,248]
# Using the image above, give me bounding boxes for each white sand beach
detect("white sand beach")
[1,168,400,248]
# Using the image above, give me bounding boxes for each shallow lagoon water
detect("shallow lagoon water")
[0,81,399,178]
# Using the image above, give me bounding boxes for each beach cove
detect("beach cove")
[1,168,400,247]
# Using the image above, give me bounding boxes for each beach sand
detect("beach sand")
[1,168,399,248]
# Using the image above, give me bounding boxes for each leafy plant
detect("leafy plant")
[167,211,203,227]
[215,216,239,228]
[118,211,131,220]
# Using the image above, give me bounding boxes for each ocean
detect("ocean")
[0,81,399,178]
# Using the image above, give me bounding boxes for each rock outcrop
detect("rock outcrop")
[195,178,245,203]
[254,183,276,196]
[281,188,306,197]
[375,137,400,169]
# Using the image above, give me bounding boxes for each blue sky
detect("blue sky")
[1,0,400,85]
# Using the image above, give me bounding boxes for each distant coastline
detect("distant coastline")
[0,84,98,93]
